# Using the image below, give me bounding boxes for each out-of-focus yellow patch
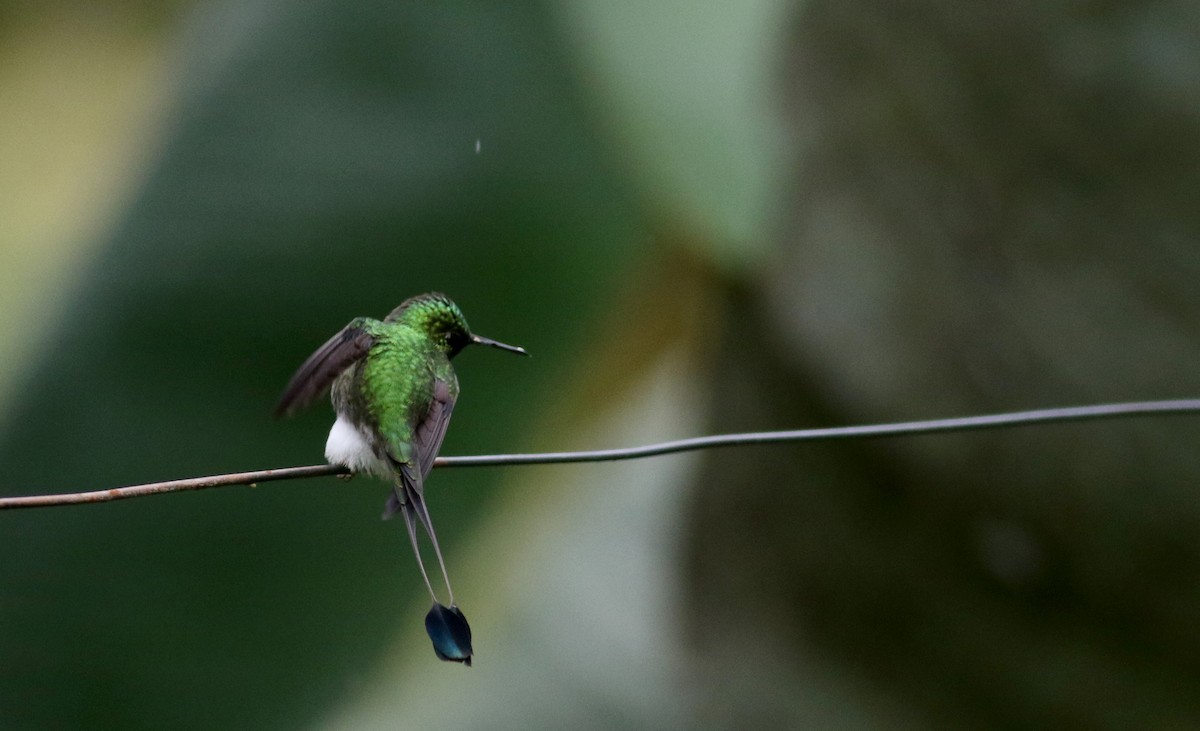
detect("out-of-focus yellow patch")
[0,9,174,406]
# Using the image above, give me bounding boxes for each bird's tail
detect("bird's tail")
[383,490,402,519]
[388,479,456,606]
[395,490,438,601]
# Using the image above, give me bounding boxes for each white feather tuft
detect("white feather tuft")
[325,415,390,478]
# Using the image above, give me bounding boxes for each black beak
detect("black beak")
[470,334,528,356]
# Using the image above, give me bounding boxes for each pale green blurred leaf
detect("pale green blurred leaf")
[558,0,792,270]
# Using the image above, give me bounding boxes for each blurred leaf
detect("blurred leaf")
[0,7,174,410]
[0,2,646,728]
[558,0,791,271]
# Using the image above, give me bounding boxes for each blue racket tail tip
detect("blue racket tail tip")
[425,603,473,666]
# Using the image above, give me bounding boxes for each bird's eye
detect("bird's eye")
[444,331,466,353]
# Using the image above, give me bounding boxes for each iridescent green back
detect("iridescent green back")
[361,294,467,462]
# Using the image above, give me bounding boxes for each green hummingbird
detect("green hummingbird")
[274,292,527,663]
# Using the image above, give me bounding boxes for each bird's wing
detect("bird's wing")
[414,377,457,480]
[382,377,456,518]
[274,319,374,417]
[384,376,459,602]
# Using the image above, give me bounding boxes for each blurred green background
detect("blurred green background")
[3,1,1200,728]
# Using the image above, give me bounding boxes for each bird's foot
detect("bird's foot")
[336,471,355,482]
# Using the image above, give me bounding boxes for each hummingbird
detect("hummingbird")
[274,292,527,664]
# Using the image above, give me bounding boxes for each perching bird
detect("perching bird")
[274,292,527,664]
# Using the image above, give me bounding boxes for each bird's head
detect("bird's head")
[386,292,528,359]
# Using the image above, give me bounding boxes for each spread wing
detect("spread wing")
[274,320,374,417]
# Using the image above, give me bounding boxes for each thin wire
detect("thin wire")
[2,398,1199,510]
